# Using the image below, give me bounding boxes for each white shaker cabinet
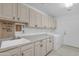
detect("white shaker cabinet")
[35,39,47,56]
[0,48,21,56]
[36,12,42,28]
[17,4,30,23]
[47,38,53,53]
[0,4,2,17]
[2,4,14,21]
[21,43,34,56]
[29,8,37,27]
[34,41,41,56]
[41,39,47,56]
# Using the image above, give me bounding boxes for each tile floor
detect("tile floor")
[47,45,79,56]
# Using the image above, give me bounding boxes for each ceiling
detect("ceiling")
[27,3,79,17]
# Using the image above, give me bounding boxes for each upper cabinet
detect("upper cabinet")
[0,3,30,23]
[48,16,53,28]
[0,4,2,17]
[29,8,42,28]
[36,12,42,28]
[29,8,37,27]
[12,3,18,21]
[2,3,14,21]
[0,3,56,29]
[17,4,29,23]
[42,15,49,28]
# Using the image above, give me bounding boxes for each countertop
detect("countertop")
[22,34,51,42]
[0,34,51,53]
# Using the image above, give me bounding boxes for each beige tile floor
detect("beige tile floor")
[47,45,79,56]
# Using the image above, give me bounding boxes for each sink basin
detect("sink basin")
[1,38,31,48]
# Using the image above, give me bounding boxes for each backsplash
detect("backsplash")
[15,27,54,38]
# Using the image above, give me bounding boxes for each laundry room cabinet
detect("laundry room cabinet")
[29,8,37,27]
[17,4,30,23]
[0,48,21,56]
[1,3,14,21]
[34,39,47,56]
[47,37,53,53]
[21,43,34,56]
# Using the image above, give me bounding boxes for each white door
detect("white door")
[21,43,34,56]
[18,4,29,23]
[47,38,53,53]
[41,40,47,56]
[2,3,13,20]
[29,8,37,27]
[0,48,20,56]
[0,4,2,17]
[22,48,34,56]
[35,41,42,56]
[43,15,49,28]
[36,12,42,28]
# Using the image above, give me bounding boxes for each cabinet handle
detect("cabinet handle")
[49,40,51,43]
[35,25,37,27]
[22,53,24,56]
[40,44,43,47]
[17,17,20,20]
[13,17,15,19]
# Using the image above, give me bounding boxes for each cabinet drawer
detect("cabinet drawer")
[35,41,41,46]
[0,48,20,56]
[21,43,34,51]
[22,48,34,56]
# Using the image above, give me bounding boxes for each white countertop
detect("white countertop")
[22,34,51,42]
[1,38,31,48]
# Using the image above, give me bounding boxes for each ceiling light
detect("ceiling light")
[64,3,74,8]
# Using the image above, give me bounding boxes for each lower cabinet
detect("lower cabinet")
[34,39,47,56]
[21,43,34,56]
[0,48,21,56]
[34,42,42,56]
[0,37,54,56]
[22,48,34,56]
[47,38,53,53]
[41,39,47,56]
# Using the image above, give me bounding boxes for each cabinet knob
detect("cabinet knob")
[13,17,15,19]
[49,40,51,43]
[40,44,43,47]
[22,53,24,56]
[35,25,37,27]
[17,17,20,20]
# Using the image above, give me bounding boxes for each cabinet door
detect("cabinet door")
[42,15,46,28]
[41,40,47,56]
[22,48,34,56]
[42,15,49,28]
[48,16,51,28]
[45,16,49,28]
[36,12,42,28]
[52,17,56,29]
[0,4,2,17]
[47,38,53,53]
[35,41,42,56]
[21,43,34,56]
[29,8,37,27]
[18,4,29,23]
[2,3,13,20]
[12,3,18,21]
[0,48,20,56]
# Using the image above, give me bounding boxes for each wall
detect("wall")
[15,27,53,38]
[57,14,79,48]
